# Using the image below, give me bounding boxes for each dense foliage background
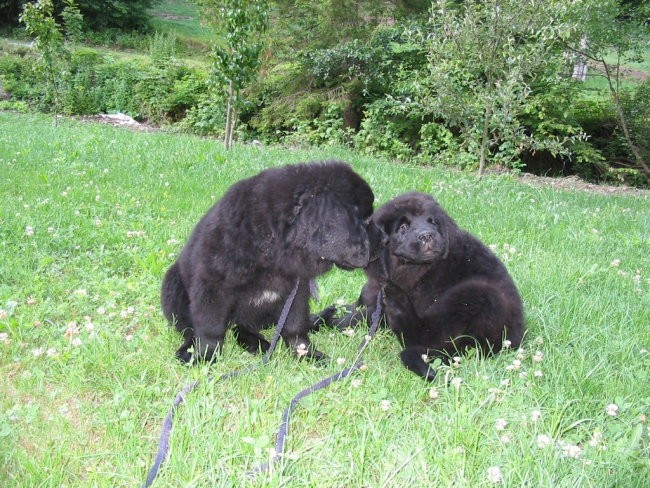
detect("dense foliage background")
[0,0,648,185]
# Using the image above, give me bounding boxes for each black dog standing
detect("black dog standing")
[162,161,376,364]
[317,192,525,381]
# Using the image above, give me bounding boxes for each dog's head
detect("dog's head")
[374,192,454,264]
[288,161,378,270]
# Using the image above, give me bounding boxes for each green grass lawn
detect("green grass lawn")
[148,0,213,49]
[1,111,649,487]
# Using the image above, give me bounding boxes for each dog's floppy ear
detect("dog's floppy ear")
[290,191,313,224]
[431,204,451,259]
[366,218,388,261]
[374,208,396,237]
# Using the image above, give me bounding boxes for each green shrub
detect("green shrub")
[353,97,420,161]
[285,103,352,147]
[621,79,650,181]
[0,43,208,124]
[0,52,38,101]
[176,96,226,136]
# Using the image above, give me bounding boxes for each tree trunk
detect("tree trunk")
[224,80,234,150]
[478,103,492,177]
[601,60,649,177]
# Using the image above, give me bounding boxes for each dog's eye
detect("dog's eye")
[399,222,409,233]
[427,217,435,225]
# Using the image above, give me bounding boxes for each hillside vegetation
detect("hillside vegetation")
[0,0,649,185]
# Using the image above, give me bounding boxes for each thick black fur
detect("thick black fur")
[314,192,525,381]
[161,161,376,364]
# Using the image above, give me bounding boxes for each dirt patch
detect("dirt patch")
[73,113,157,132]
[588,60,649,81]
[152,12,194,21]
[517,172,648,196]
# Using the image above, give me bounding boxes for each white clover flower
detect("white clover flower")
[295,343,308,357]
[380,400,392,411]
[351,379,362,388]
[610,259,621,267]
[32,347,44,357]
[499,434,511,444]
[533,351,544,363]
[534,370,543,378]
[561,442,582,459]
[495,418,508,431]
[342,328,356,337]
[588,431,603,448]
[25,226,34,236]
[502,339,512,349]
[536,434,553,448]
[605,403,619,416]
[0,332,9,344]
[486,466,503,484]
[336,357,346,365]
[531,410,542,422]
[451,377,463,388]
[71,337,82,347]
[65,322,79,338]
[46,348,58,357]
[428,388,440,400]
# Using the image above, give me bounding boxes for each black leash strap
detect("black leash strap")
[142,279,302,487]
[249,289,384,476]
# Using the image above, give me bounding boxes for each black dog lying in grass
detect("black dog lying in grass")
[162,161,378,364]
[314,192,525,381]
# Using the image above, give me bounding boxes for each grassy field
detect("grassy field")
[148,0,213,49]
[1,111,649,487]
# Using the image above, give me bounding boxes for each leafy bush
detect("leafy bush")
[0,45,208,123]
[285,103,352,147]
[353,98,418,161]
[175,97,226,136]
[61,0,157,31]
[620,79,650,183]
[0,49,37,100]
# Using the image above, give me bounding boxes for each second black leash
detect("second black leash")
[249,288,384,476]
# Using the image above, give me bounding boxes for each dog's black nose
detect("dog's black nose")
[418,232,434,243]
